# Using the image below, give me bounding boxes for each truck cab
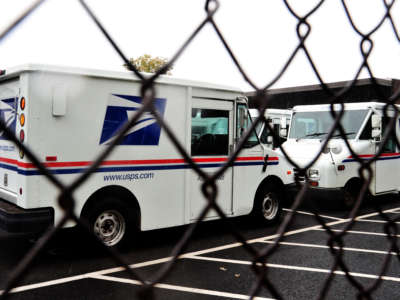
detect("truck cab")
[283,102,400,207]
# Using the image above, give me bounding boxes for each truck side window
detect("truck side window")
[359,116,372,140]
[236,104,258,148]
[381,116,397,153]
[260,121,271,144]
[191,108,229,156]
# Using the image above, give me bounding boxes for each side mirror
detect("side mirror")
[371,114,381,128]
[266,135,273,144]
[280,128,287,138]
[372,129,381,139]
[371,114,381,141]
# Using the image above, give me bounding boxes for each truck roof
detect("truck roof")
[292,102,398,112]
[249,108,292,118]
[0,63,243,93]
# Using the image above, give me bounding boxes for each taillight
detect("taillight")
[20,97,25,110]
[20,130,25,142]
[20,113,25,126]
[19,97,26,159]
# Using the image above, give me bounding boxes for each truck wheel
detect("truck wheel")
[253,184,282,223]
[83,197,136,249]
[342,182,361,209]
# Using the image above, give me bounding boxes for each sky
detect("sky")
[0,0,399,92]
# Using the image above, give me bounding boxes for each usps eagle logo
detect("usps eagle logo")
[99,94,166,145]
[0,97,17,140]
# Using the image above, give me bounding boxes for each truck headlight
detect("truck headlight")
[308,169,320,181]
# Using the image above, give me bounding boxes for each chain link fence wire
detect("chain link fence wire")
[0,0,399,299]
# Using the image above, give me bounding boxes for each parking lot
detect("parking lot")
[0,197,398,300]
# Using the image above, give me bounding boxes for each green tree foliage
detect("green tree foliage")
[125,54,173,75]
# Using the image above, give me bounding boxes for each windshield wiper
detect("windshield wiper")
[296,132,328,141]
[330,131,356,139]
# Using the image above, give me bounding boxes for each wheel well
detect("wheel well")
[344,177,363,191]
[255,175,285,200]
[80,185,141,229]
[344,176,372,196]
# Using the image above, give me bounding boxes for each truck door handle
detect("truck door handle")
[262,154,269,173]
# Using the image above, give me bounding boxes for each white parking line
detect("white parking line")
[355,219,400,224]
[184,206,400,258]
[0,274,92,296]
[89,274,274,300]
[0,257,176,296]
[1,206,399,296]
[185,255,400,283]
[283,209,400,224]
[283,208,344,221]
[313,228,400,238]
[259,240,398,255]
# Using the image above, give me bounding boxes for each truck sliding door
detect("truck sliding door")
[189,99,233,220]
[375,113,399,193]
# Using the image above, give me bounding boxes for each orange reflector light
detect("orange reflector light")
[46,156,57,162]
[338,165,345,171]
[310,181,319,187]
[19,149,24,159]
[20,113,25,126]
[20,97,26,110]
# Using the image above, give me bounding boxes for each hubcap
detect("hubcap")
[94,210,126,247]
[262,193,278,220]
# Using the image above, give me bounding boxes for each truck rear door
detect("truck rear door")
[0,79,20,198]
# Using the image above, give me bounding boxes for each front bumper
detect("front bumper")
[287,182,343,202]
[0,199,54,234]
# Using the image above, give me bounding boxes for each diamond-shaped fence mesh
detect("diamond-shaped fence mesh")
[0,0,399,299]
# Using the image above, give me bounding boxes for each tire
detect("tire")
[342,181,364,210]
[343,185,357,209]
[253,183,282,223]
[82,197,137,249]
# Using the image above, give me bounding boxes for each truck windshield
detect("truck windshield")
[289,109,369,140]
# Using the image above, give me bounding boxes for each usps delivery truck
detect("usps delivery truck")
[283,102,399,207]
[0,64,294,248]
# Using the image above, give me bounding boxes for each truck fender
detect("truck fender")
[255,175,285,201]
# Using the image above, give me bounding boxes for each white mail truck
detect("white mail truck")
[0,64,294,248]
[283,102,399,207]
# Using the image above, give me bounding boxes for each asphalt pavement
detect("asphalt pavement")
[0,196,399,300]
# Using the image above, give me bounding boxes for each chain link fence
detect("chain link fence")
[0,0,399,299]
